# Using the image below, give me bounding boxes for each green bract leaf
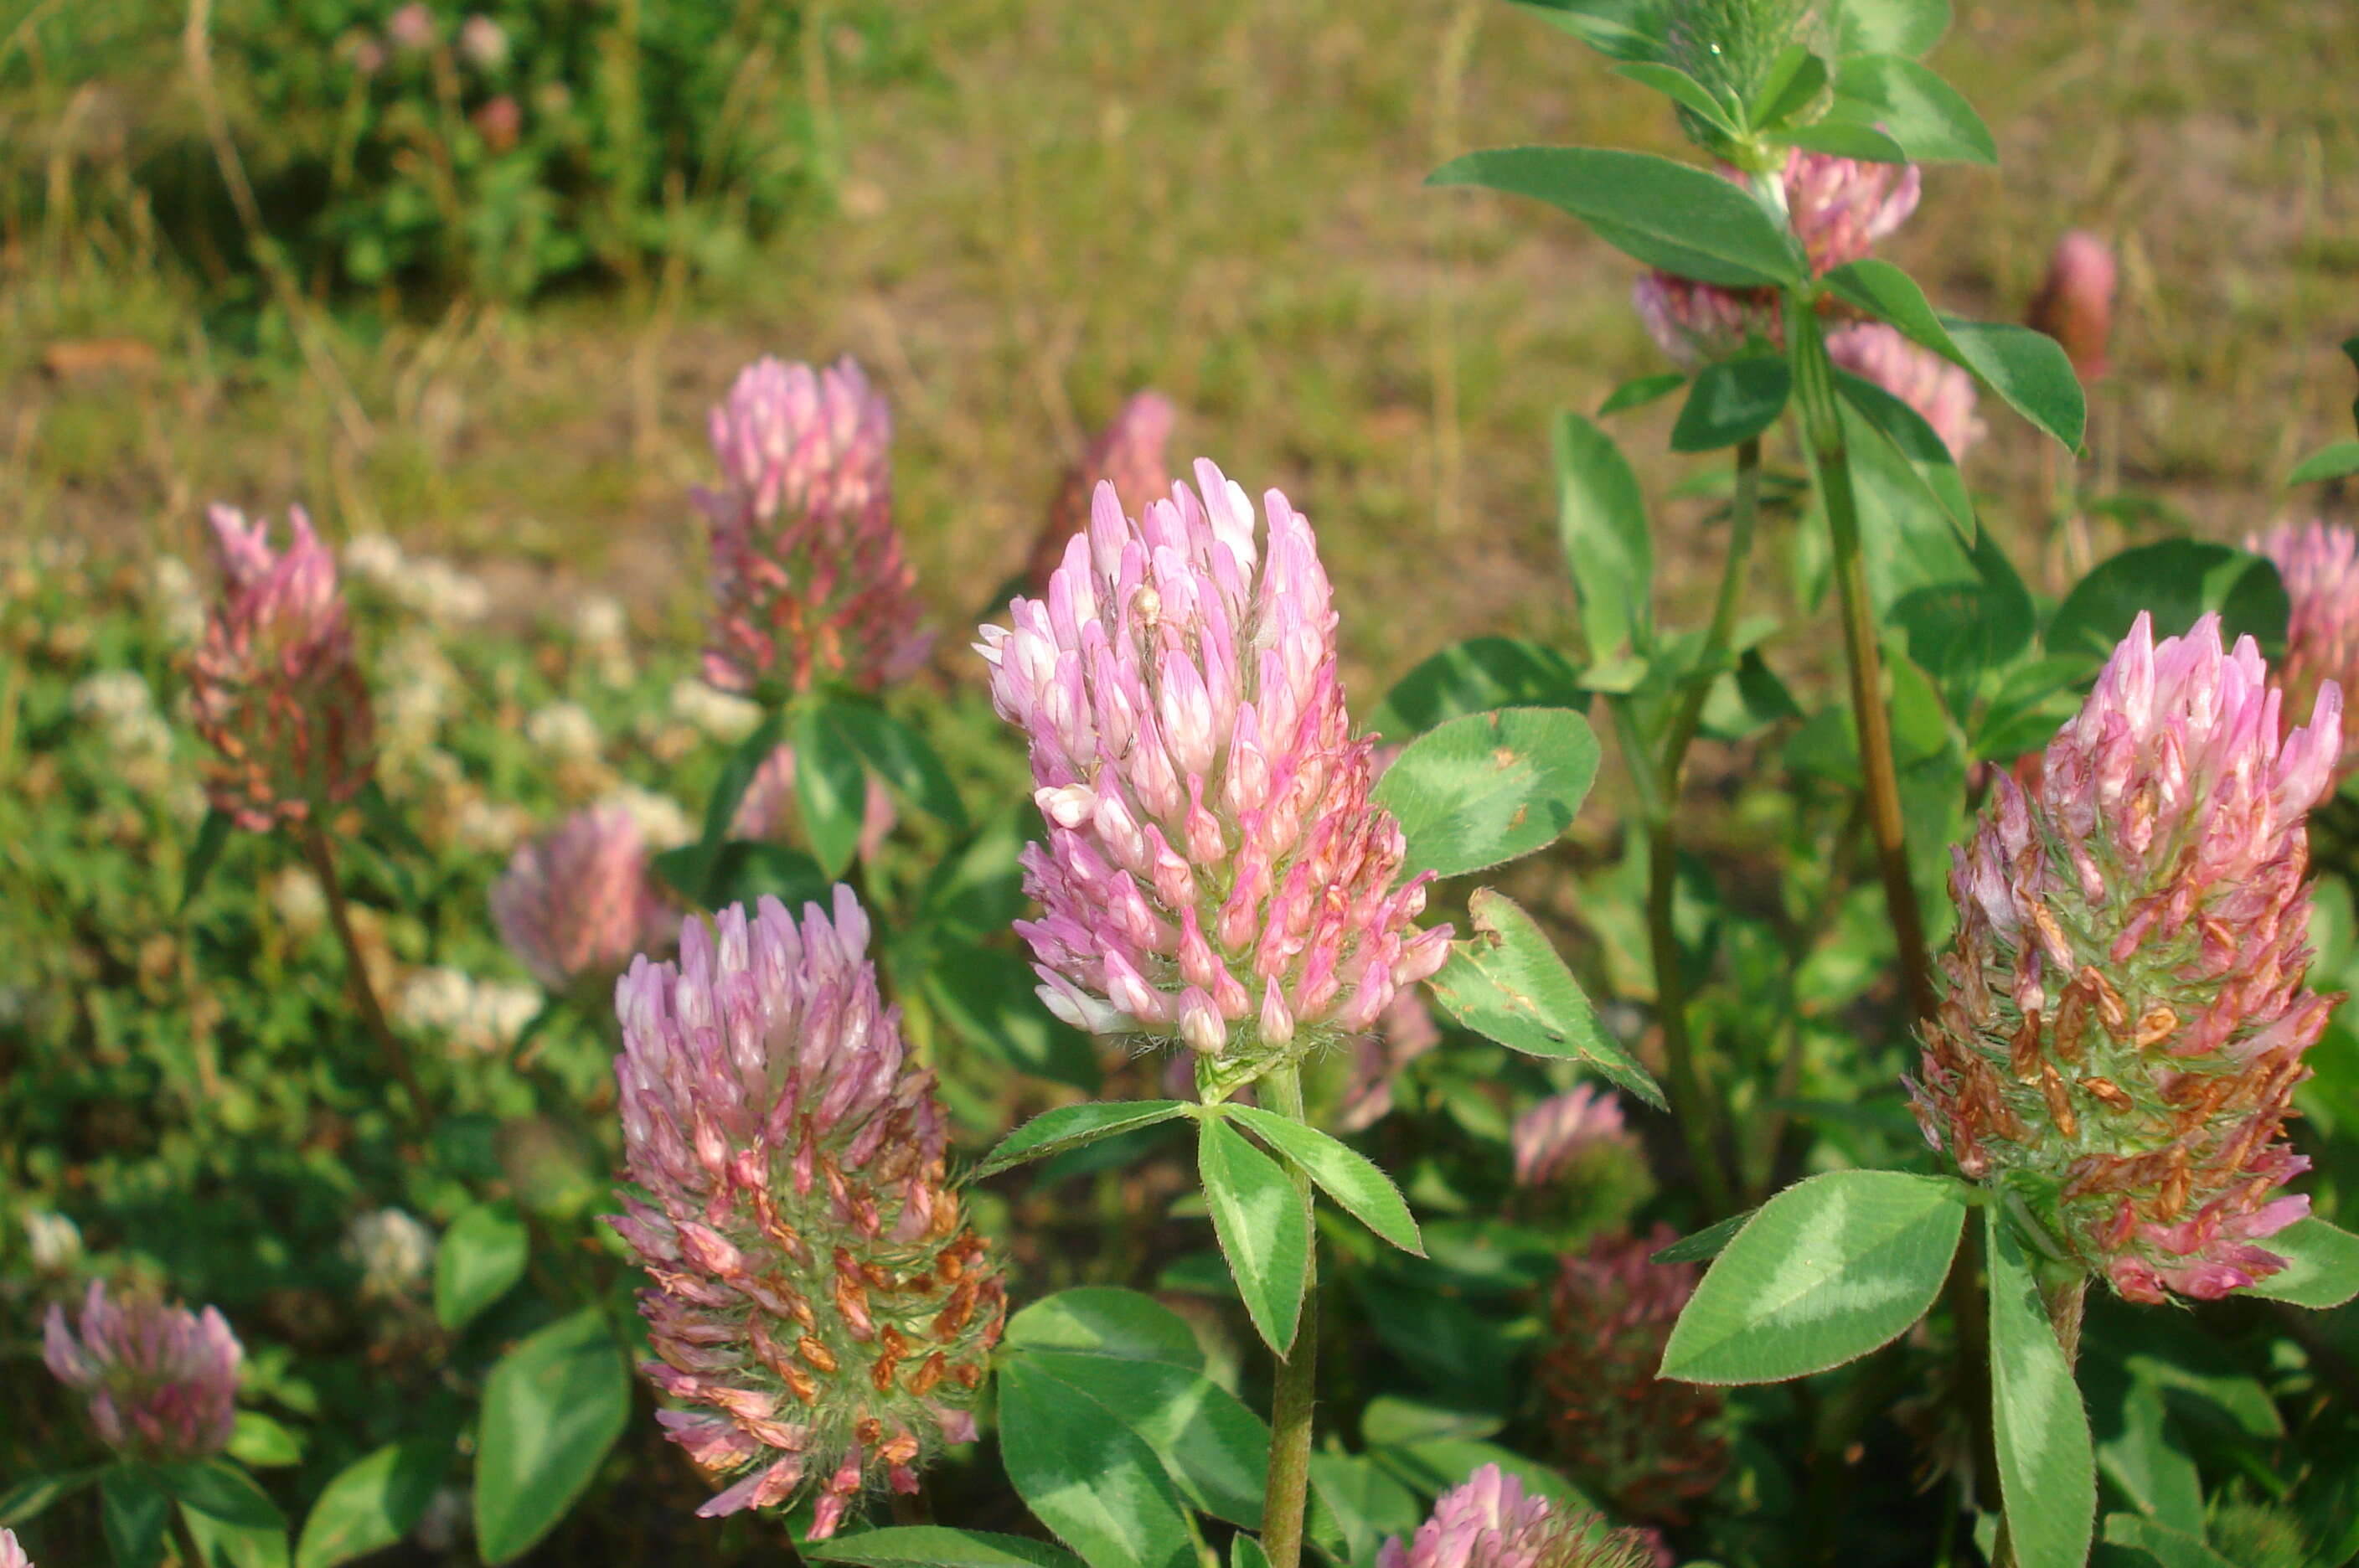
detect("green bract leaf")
[1427,147,1803,286]
[1830,54,1995,162]
[1651,1210,1753,1265]
[1831,0,1951,58]
[1197,1114,1312,1354]
[995,1359,1195,1568]
[2047,540,2290,665]
[1004,1287,1207,1368]
[2289,440,2359,485]
[823,699,968,830]
[472,1308,631,1565]
[102,1467,172,1568]
[1373,707,1599,879]
[1613,61,1740,137]
[2236,1217,2359,1308]
[795,704,872,878]
[976,1102,1190,1181]
[1670,354,1792,451]
[1370,638,1590,744]
[1659,1170,1969,1384]
[808,1529,1090,1568]
[1987,1210,2096,1568]
[432,1200,528,1333]
[1747,45,1830,131]
[1505,0,1666,62]
[1554,411,1654,663]
[1821,260,2086,448]
[1224,1105,1423,1255]
[1427,888,1665,1109]
[923,941,1102,1091]
[294,1442,446,1568]
[1781,120,1910,162]
[1597,372,1687,415]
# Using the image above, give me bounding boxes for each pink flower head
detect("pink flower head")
[189,504,374,831]
[698,358,930,699]
[730,743,899,862]
[492,805,678,993]
[2250,522,2359,784]
[386,2,436,51]
[1512,1085,1635,1189]
[1912,612,2343,1303]
[609,890,1003,1536]
[1630,272,1782,370]
[978,461,1450,1070]
[44,1281,243,1462]
[1024,393,1178,595]
[0,1529,28,1568]
[1376,1464,1659,1568]
[1337,988,1444,1132]
[1826,322,1987,460]
[1781,149,1921,274]
[2027,230,2117,382]
[1541,1227,1727,1523]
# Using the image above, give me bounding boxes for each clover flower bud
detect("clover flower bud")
[2027,230,2117,382]
[1023,393,1176,595]
[610,890,1004,1536]
[1826,322,1987,459]
[1376,1463,1660,1568]
[979,462,1449,1073]
[190,505,374,830]
[699,358,930,698]
[1512,1086,1637,1189]
[2250,523,2359,785]
[1911,612,2342,1302]
[44,1282,243,1462]
[492,805,678,993]
[1540,1227,1728,1523]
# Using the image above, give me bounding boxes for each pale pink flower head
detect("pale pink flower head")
[1376,1464,1658,1568]
[730,743,898,862]
[0,1528,29,1568]
[2027,230,2117,382]
[608,889,1003,1537]
[1826,322,1987,460]
[44,1282,243,1462]
[1912,612,2343,1303]
[386,2,436,51]
[1337,988,1444,1132]
[698,357,930,699]
[457,13,509,70]
[492,805,678,993]
[978,461,1450,1075]
[1630,273,1781,370]
[1781,149,1921,274]
[2250,522,2359,784]
[1025,393,1177,595]
[1512,1085,1635,1189]
[189,504,375,831]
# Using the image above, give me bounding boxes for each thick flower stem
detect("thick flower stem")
[301,816,433,1132]
[1258,1063,1321,1568]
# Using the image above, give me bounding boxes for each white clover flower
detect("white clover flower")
[600,784,693,851]
[453,797,534,855]
[668,678,762,743]
[573,594,627,645]
[345,533,407,586]
[524,702,601,763]
[269,867,329,937]
[23,1210,84,1272]
[346,1208,436,1295]
[148,558,208,645]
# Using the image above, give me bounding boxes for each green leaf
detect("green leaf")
[1660,1170,1969,1384]
[1613,61,1740,136]
[168,1460,288,1568]
[1504,0,1666,63]
[432,1200,528,1333]
[2289,440,2359,485]
[1224,1105,1423,1255]
[1013,1350,1270,1528]
[2047,540,2290,665]
[2236,1216,2359,1308]
[699,841,833,911]
[1307,1452,1424,1568]
[1892,527,2036,685]
[1370,638,1590,744]
[1831,0,1951,57]
[795,705,871,878]
[695,709,787,858]
[1373,707,1599,879]
[472,1308,631,1565]
[1830,54,1995,162]
[807,1529,1089,1568]
[923,941,1102,1091]
[293,1442,446,1568]
[1987,1209,2096,1568]
[976,1102,1191,1180]
[179,808,235,914]
[0,1467,103,1527]
[823,699,968,831]
[227,1412,303,1469]
[1428,147,1803,286]
[2099,1516,2237,1568]
[1553,411,1654,663]
[101,1467,172,1568]
[1782,120,1911,162]
[2085,1356,2202,1536]
[1834,367,1973,527]
[995,1359,1195,1568]
[1747,45,1830,131]
[1670,354,1792,451]
[1231,1535,1271,1568]
[1427,889,1665,1109]
[1651,1210,1754,1265]
[1004,1287,1206,1369]
[1820,260,2085,447]
[1197,1115,1313,1354]
[1597,372,1687,415]
[1375,1441,1592,1514]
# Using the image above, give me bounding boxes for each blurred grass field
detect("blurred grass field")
[3,0,2356,698]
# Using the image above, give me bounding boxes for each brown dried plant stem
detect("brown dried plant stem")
[1257,1061,1321,1568]
[300,814,433,1132]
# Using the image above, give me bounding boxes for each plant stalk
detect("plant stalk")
[301,815,433,1132]
[1258,1063,1320,1568]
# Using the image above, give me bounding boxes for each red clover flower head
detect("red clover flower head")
[2250,522,2359,785]
[2027,230,2118,382]
[609,889,1003,1537]
[1025,392,1177,595]
[189,504,374,831]
[978,461,1449,1075]
[1513,1086,1636,1189]
[0,1528,28,1568]
[44,1282,243,1463]
[1376,1464,1660,1568]
[699,357,930,699]
[1912,612,2342,1302]
[1825,322,1987,459]
[491,804,678,993]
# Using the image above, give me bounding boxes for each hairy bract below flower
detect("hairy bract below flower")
[1377,1463,1660,1568]
[1911,612,2341,1302]
[699,357,930,698]
[609,890,1004,1537]
[979,461,1448,1070]
[2027,230,2117,382]
[44,1281,243,1462]
[2251,523,2359,784]
[492,805,678,993]
[1825,322,1987,459]
[1541,1227,1727,1524]
[1022,392,1177,595]
[190,505,375,830]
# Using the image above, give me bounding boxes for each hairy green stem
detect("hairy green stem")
[1258,1064,1320,1568]
[301,816,433,1133]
